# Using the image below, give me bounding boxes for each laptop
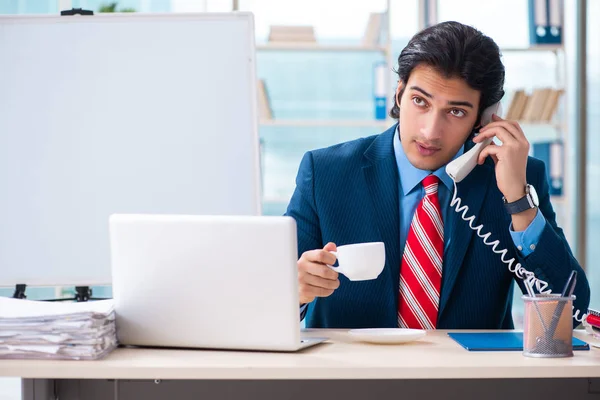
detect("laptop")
[109,214,326,351]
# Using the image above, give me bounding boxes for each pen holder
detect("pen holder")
[522,294,575,358]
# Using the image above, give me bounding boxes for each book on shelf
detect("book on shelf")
[257,79,273,120]
[539,89,563,122]
[505,89,526,121]
[362,12,383,46]
[521,88,550,122]
[505,88,563,123]
[268,25,316,43]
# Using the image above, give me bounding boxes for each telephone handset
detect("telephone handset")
[445,101,502,182]
[444,101,585,323]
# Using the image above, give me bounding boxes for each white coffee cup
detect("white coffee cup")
[327,242,385,281]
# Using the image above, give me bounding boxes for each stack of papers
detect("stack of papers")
[0,297,117,360]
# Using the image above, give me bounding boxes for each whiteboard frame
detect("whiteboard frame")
[0,12,262,287]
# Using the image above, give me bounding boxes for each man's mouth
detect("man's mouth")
[416,142,441,156]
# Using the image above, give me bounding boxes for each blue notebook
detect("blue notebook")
[448,332,590,351]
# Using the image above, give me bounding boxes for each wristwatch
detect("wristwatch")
[503,184,539,214]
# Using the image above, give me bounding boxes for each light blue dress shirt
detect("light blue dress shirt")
[392,128,545,258]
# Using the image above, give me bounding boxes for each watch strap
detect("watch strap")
[504,193,536,214]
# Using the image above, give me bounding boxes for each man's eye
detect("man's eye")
[412,97,426,107]
[450,109,466,117]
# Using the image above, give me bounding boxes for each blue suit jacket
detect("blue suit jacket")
[286,125,590,329]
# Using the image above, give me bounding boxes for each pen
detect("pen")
[546,271,577,340]
[525,276,548,333]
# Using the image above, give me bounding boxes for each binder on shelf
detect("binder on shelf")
[373,61,387,120]
[532,140,563,196]
[528,0,562,45]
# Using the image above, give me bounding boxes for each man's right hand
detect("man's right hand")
[298,242,340,305]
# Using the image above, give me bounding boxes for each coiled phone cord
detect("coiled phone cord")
[450,181,585,323]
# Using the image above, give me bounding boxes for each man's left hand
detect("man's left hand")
[474,114,529,202]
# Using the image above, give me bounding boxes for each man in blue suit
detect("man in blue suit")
[286,21,590,329]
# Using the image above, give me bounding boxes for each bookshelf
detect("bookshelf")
[503,45,567,206]
[245,2,394,215]
[254,39,566,133]
[259,119,391,128]
[518,122,563,129]
[246,1,568,216]
[256,43,388,53]
[250,0,395,131]
[500,45,564,53]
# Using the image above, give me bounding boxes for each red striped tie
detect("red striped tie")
[398,174,444,330]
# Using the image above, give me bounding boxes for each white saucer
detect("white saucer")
[348,328,426,344]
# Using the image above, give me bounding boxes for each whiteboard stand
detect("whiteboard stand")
[12,284,27,299]
[60,7,94,15]
[11,284,107,302]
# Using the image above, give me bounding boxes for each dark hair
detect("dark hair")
[390,21,505,124]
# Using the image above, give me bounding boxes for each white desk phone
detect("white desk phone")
[445,102,585,323]
[445,102,501,183]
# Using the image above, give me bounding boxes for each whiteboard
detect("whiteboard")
[0,13,262,287]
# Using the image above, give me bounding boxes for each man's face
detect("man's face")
[397,64,481,171]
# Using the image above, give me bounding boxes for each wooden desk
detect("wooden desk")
[2,330,600,400]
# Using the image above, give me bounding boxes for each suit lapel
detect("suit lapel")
[362,127,401,300]
[438,161,494,317]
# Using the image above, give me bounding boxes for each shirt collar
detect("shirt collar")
[393,126,464,196]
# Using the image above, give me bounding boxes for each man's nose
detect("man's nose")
[420,113,444,141]
[421,113,444,141]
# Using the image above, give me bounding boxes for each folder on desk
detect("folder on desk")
[448,332,589,351]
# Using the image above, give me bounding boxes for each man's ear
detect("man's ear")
[395,81,404,109]
[473,112,483,130]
